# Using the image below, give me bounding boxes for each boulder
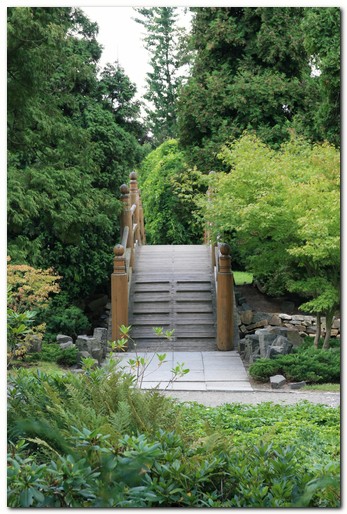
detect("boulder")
[270,375,286,389]
[240,309,253,325]
[93,327,108,358]
[332,318,340,330]
[246,319,269,332]
[243,335,260,364]
[56,334,73,344]
[267,326,302,346]
[268,335,293,358]
[27,335,42,353]
[91,347,103,365]
[59,341,75,350]
[76,335,94,353]
[268,314,282,326]
[289,381,306,390]
[279,313,292,321]
[77,350,91,366]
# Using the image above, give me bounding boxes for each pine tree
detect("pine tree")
[134,7,185,145]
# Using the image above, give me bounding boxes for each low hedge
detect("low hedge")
[249,347,340,384]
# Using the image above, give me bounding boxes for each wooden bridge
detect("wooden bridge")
[111,172,236,352]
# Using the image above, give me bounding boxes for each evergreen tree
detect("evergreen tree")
[134,7,185,145]
[177,7,320,172]
[293,7,340,147]
[7,7,144,302]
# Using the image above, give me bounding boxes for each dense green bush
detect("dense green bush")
[138,139,205,244]
[25,343,78,367]
[40,293,91,343]
[249,346,340,384]
[7,363,340,507]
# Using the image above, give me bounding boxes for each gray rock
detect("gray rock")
[270,375,286,389]
[246,319,269,332]
[57,334,73,344]
[27,335,42,353]
[289,381,306,390]
[91,348,103,365]
[268,335,293,358]
[268,314,282,326]
[252,312,272,324]
[292,315,305,322]
[332,318,340,329]
[279,313,292,321]
[240,309,253,325]
[267,326,302,346]
[77,350,91,365]
[93,327,108,358]
[244,337,260,364]
[238,338,246,357]
[76,335,92,352]
[59,341,75,350]
[255,329,276,357]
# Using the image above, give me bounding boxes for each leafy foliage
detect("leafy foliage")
[7,365,340,507]
[134,8,187,145]
[177,7,340,171]
[25,343,79,366]
[139,139,205,244]
[7,7,144,303]
[201,134,340,338]
[248,346,340,384]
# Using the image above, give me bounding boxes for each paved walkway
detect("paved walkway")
[113,351,253,391]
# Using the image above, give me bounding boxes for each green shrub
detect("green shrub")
[249,347,340,384]
[7,363,340,507]
[40,293,91,343]
[25,343,78,367]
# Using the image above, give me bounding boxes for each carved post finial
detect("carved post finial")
[129,171,137,181]
[114,244,124,257]
[120,184,129,196]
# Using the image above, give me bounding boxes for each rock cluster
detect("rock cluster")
[57,327,108,367]
[235,292,340,340]
[238,326,302,364]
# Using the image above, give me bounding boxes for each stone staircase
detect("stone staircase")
[128,245,217,351]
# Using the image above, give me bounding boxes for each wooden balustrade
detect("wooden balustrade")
[215,243,234,350]
[111,171,145,343]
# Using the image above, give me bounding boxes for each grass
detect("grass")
[233,271,253,285]
[303,383,340,392]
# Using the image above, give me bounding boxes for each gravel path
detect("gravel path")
[162,389,340,408]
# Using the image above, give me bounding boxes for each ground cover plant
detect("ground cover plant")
[248,338,340,384]
[8,360,340,507]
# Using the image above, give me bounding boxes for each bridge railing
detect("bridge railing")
[111,172,145,342]
[206,172,234,350]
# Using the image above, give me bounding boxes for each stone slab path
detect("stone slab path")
[112,350,253,391]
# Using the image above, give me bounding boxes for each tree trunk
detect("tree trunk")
[314,312,321,349]
[323,311,334,349]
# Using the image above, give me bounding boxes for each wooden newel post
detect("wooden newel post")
[111,244,128,343]
[217,243,234,350]
[129,171,140,245]
[120,183,134,268]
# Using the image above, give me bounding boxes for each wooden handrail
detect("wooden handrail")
[111,171,146,343]
[121,225,129,252]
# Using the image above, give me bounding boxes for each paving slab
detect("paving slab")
[109,351,253,391]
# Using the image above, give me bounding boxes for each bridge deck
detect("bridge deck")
[128,245,217,351]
